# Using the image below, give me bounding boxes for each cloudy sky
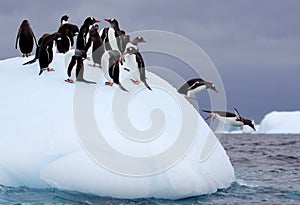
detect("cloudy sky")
[1,0,299,122]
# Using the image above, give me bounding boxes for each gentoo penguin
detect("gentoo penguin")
[60,15,69,25]
[15,20,37,57]
[57,15,79,53]
[100,50,128,92]
[202,108,256,131]
[76,17,100,50]
[125,36,146,51]
[38,32,62,75]
[100,18,124,52]
[65,49,95,84]
[23,33,48,65]
[85,25,104,67]
[178,78,218,99]
[123,46,151,90]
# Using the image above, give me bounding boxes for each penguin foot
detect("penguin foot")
[205,114,213,121]
[124,68,130,72]
[65,79,74,83]
[105,82,113,86]
[88,64,101,68]
[185,96,196,100]
[131,79,140,85]
[42,68,55,72]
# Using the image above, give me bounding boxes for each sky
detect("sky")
[1,0,299,122]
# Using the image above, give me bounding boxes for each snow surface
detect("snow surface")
[259,111,300,134]
[0,53,235,199]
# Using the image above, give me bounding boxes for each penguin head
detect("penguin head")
[21,19,30,26]
[104,18,119,28]
[84,17,100,26]
[52,32,63,41]
[61,15,69,24]
[206,82,218,93]
[89,25,99,35]
[243,119,256,131]
[71,25,80,36]
[124,46,138,55]
[132,36,147,44]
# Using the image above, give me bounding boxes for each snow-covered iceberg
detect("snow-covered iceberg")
[0,54,234,199]
[259,111,300,134]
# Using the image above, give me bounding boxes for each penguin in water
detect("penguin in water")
[85,25,104,68]
[100,18,124,53]
[202,108,256,131]
[23,33,48,65]
[65,49,96,84]
[178,78,218,100]
[100,50,128,92]
[15,20,37,57]
[57,15,79,53]
[76,17,100,51]
[38,32,62,75]
[123,45,151,90]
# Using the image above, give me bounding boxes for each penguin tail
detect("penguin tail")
[118,83,129,92]
[202,110,212,113]
[143,81,152,91]
[23,58,37,65]
[38,69,43,75]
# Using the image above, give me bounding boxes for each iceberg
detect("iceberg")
[0,53,234,199]
[259,111,300,134]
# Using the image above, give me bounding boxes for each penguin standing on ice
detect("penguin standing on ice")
[85,25,104,67]
[100,50,128,91]
[38,32,62,75]
[57,15,79,53]
[23,33,48,65]
[100,18,124,53]
[15,20,37,57]
[76,17,100,50]
[123,45,151,90]
[65,49,95,84]
[178,78,218,100]
[202,108,256,131]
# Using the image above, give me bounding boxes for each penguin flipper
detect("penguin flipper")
[23,58,37,65]
[143,81,152,91]
[202,110,212,113]
[118,83,129,92]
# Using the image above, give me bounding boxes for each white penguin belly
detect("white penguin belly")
[108,28,119,51]
[124,54,139,81]
[187,85,206,97]
[217,116,243,126]
[100,52,113,82]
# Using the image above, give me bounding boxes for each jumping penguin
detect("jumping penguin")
[178,78,218,100]
[202,108,256,131]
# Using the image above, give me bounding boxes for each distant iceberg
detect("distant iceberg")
[258,111,300,134]
[0,54,234,199]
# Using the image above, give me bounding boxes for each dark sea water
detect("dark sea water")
[1,134,300,205]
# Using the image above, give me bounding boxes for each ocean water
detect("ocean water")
[1,134,299,204]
